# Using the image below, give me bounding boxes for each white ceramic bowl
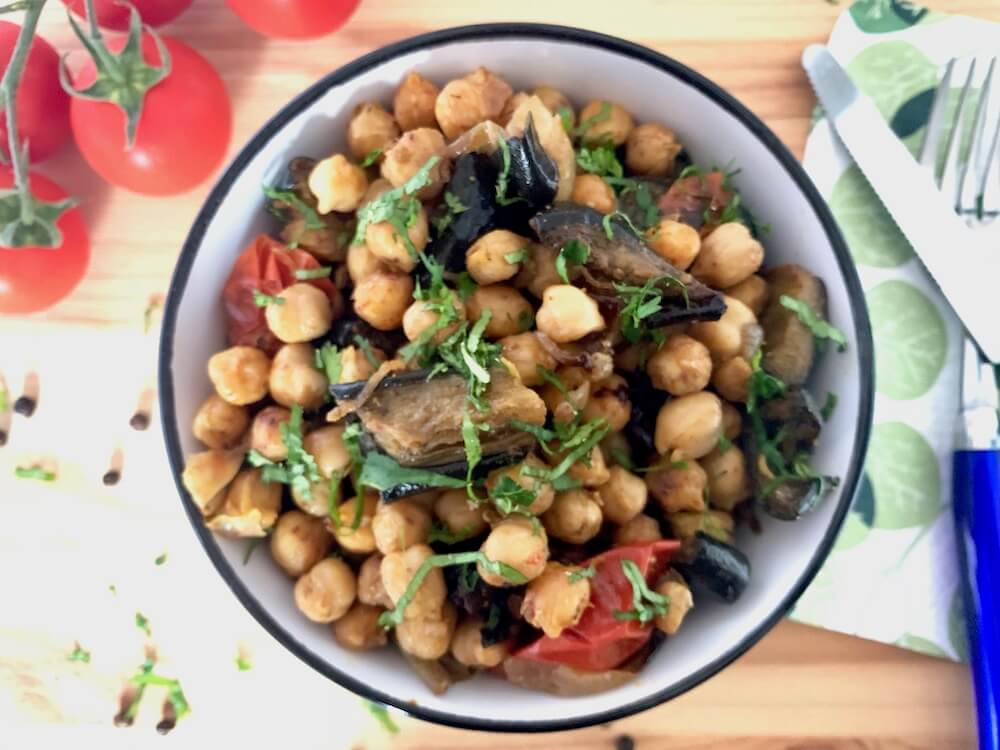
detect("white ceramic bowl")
[160,24,874,732]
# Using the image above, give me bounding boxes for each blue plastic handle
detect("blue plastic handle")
[954,449,1000,750]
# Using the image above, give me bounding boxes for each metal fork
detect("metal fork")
[919,56,1000,750]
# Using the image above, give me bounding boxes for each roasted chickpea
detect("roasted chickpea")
[361,177,392,206]
[541,365,590,424]
[208,346,271,406]
[381,127,450,200]
[726,274,769,316]
[625,122,682,176]
[721,402,742,440]
[381,543,448,620]
[181,448,245,516]
[434,490,488,538]
[435,67,513,140]
[654,577,693,635]
[499,91,531,127]
[373,499,432,555]
[308,154,368,214]
[646,219,701,270]
[466,284,533,339]
[192,394,249,449]
[542,489,603,544]
[290,475,340,518]
[303,425,351,479]
[269,343,327,410]
[702,446,751,511]
[265,283,334,344]
[536,285,605,343]
[691,222,765,289]
[364,207,429,273]
[271,511,332,578]
[337,344,385,384]
[516,242,562,299]
[208,468,282,537]
[689,295,759,363]
[485,455,555,516]
[614,513,662,545]
[582,374,631,432]
[346,102,400,162]
[395,602,457,660]
[393,71,440,131]
[333,603,388,651]
[347,241,385,284]
[466,229,529,285]
[646,334,712,396]
[646,459,708,514]
[358,553,392,608]
[499,332,557,386]
[712,356,751,403]
[598,465,647,525]
[563,444,611,489]
[403,291,465,344]
[479,518,549,585]
[570,174,616,214]
[353,270,414,331]
[331,494,378,555]
[520,562,590,638]
[668,509,734,543]
[249,406,291,462]
[578,100,634,146]
[294,557,356,624]
[654,391,723,460]
[532,85,574,127]
[451,617,510,667]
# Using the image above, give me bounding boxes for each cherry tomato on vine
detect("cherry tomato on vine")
[0,21,70,163]
[0,169,89,314]
[67,33,231,196]
[225,0,361,39]
[61,0,193,30]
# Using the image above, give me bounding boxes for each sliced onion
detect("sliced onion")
[324,359,407,424]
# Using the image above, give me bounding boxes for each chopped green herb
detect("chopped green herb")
[354,156,440,246]
[495,137,525,207]
[461,411,488,498]
[154,553,167,566]
[444,191,468,215]
[576,142,623,179]
[247,405,322,501]
[535,366,575,410]
[427,521,476,545]
[717,435,733,454]
[359,148,382,168]
[718,191,743,225]
[746,349,786,415]
[489,475,537,515]
[456,271,477,302]
[521,418,610,486]
[127,661,191,723]
[108,584,117,595]
[821,392,838,422]
[353,334,381,370]
[573,101,611,139]
[14,466,55,481]
[677,164,704,180]
[557,106,574,132]
[610,448,635,471]
[568,565,596,583]
[612,559,669,624]
[614,276,686,344]
[314,342,343,383]
[325,470,345,530]
[252,290,284,308]
[517,309,534,332]
[555,239,590,283]
[262,185,324,230]
[504,247,529,264]
[243,537,263,566]
[235,654,253,672]
[135,612,151,636]
[779,295,848,352]
[358,452,466,493]
[366,701,400,734]
[294,266,332,280]
[602,210,641,240]
[68,643,91,663]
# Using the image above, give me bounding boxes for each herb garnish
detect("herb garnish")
[68,643,91,663]
[444,190,468,215]
[573,101,611,139]
[123,658,191,725]
[135,611,151,636]
[614,275,687,345]
[557,106,574,132]
[353,156,440,248]
[358,452,466,493]
[717,434,733,454]
[610,448,635,471]
[555,239,590,283]
[247,404,322,500]
[489,475,537,515]
[820,392,838,422]
[495,137,525,206]
[314,342,343,383]
[243,537,263,566]
[427,521,476,545]
[235,653,253,671]
[576,142,623,179]
[612,559,669,624]
[568,565,596,583]
[601,210,641,240]
[432,190,469,234]
[353,334,381,369]
[504,246,529,264]
[779,295,847,351]
[456,271,477,302]
[154,553,167,566]
[294,266,332,280]
[366,701,400,734]
[262,185,324,231]
[14,466,55,481]
[252,290,284,307]
[360,148,382,168]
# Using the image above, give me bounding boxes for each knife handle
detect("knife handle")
[953,449,1000,750]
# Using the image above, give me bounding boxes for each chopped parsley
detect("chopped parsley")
[568,565,596,583]
[555,239,590,283]
[314,342,343,383]
[612,559,669,624]
[504,246,529,264]
[68,643,91,663]
[433,190,469,234]
[573,101,611,139]
[358,452,466,493]
[717,434,733,454]
[576,142,623,179]
[154,553,167,566]
[456,271,477,302]
[444,190,468,215]
[605,176,662,230]
[123,658,190,725]
[262,185,324,231]
[495,137,525,206]
[779,295,848,352]
[359,148,382,168]
[294,266,332,280]
[14,466,55,481]
[557,106,574,132]
[366,701,400,734]
[602,210,641,240]
[353,334,381,369]
[614,276,687,344]
[243,537,263,566]
[677,164,704,180]
[610,448,634,471]
[461,411,489,498]
[427,521,476,545]
[820,392,838,422]
[353,156,440,249]
[489,475,537,515]
[135,611,151,636]
[325,470,345,530]
[518,417,610,487]
[247,404,322,500]
[235,653,253,671]
[517,309,534,332]
[252,290,284,307]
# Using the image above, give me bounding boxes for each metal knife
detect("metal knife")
[802,44,1000,363]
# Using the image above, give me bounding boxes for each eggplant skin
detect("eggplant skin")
[675,532,750,603]
[762,477,822,521]
[426,152,500,274]
[759,264,827,386]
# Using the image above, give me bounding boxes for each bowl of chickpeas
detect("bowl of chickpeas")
[161,24,873,731]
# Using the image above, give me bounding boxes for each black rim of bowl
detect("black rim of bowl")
[159,22,875,734]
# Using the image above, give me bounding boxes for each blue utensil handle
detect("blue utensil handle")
[954,449,1000,750]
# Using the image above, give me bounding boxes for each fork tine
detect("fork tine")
[919,58,957,179]
[941,59,978,209]
[959,57,997,216]
[976,59,1000,218]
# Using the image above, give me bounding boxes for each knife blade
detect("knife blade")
[802,44,1000,363]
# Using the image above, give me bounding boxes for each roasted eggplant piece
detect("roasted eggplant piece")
[490,118,559,223]
[444,563,517,648]
[759,264,828,386]
[674,531,750,603]
[427,152,500,273]
[530,204,726,326]
[620,369,666,463]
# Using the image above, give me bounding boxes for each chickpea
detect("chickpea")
[347,241,385,284]
[536,285,605,343]
[466,284,533,339]
[434,489,488,538]
[645,219,701,270]
[249,406,291,462]
[541,365,590,424]
[702,446,751,511]
[333,603,388,651]
[364,207,429,273]
[208,468,282,537]
[331,494,378,555]
[208,346,271,406]
[516,243,562,299]
[726,274,769,316]
[372,499,432,555]
[691,222,764,289]
[294,557,356,624]
[357,553,392,608]
[578,100,634,146]
[303,425,351,479]
[381,127,450,200]
[479,518,549,585]
[598,465,647,525]
[466,229,529,285]
[654,391,723,461]
[668,509,734,543]
[646,334,712,396]
[625,122,682,176]
[290,475,339,518]
[265,283,334,344]
[395,602,457,660]
[381,543,447,620]
[271,511,332,578]
[499,332,557,386]
[451,617,509,668]
[337,344,385,384]
[499,91,531,127]
[582,374,631,432]
[570,174,616,214]
[532,85,574,127]
[403,292,465,344]
[519,562,591,638]
[712,356,751,403]
[435,67,513,140]
[269,343,327,410]
[654,577,694,636]
[485,455,555,516]
[181,448,245,516]
[192,393,249,449]
[542,489,603,544]
[562,445,611,489]
[689,296,759,363]
[721,402,742,440]
[393,71,440,132]
[346,102,400,162]
[614,513,662,545]
[646,459,708,514]
[308,154,368,214]
[353,270,413,331]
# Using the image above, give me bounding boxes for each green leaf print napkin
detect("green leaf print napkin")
[788,0,999,662]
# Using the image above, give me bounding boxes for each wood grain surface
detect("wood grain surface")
[1,1,995,748]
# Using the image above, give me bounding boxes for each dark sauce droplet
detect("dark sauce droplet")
[102,470,121,486]
[13,396,36,417]
[614,735,636,750]
[129,412,150,431]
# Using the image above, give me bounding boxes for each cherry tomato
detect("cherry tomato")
[68,33,230,196]
[659,171,732,234]
[61,0,193,30]
[225,0,360,39]
[223,235,343,354]
[0,169,89,314]
[0,22,70,163]
[514,541,679,672]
